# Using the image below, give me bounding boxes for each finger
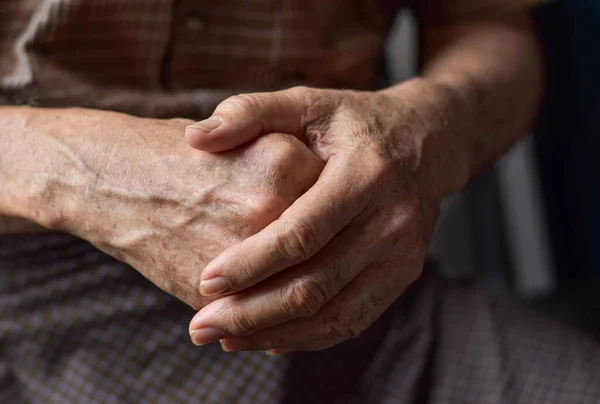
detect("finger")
[198,156,373,297]
[184,88,311,152]
[190,213,392,341]
[220,260,422,352]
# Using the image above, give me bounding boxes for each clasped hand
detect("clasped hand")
[185,81,448,353]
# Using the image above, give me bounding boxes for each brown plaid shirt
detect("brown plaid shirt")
[1,0,545,117]
[5,2,596,404]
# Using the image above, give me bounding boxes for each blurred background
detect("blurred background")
[386,0,600,339]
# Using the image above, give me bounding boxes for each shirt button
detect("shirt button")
[184,13,207,33]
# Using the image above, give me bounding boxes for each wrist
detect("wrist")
[379,77,475,200]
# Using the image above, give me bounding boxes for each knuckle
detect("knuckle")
[229,315,257,336]
[276,219,319,261]
[326,258,351,292]
[284,277,329,317]
[289,85,310,94]
[321,303,370,341]
[264,136,300,168]
[226,305,260,335]
[218,94,259,117]
[369,289,386,307]
[264,336,288,350]
[287,86,312,104]
[240,193,286,226]
[286,86,333,131]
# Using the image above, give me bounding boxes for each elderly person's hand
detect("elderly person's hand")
[184,79,460,352]
[184,11,543,353]
[2,107,322,311]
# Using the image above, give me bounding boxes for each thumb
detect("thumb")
[185,88,309,152]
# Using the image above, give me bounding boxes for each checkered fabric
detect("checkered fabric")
[1,232,599,404]
[3,1,596,403]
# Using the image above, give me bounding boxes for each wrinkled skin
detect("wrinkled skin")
[185,81,447,351]
[18,108,323,310]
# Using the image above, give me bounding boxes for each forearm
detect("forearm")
[0,106,153,233]
[382,12,542,198]
[0,83,234,234]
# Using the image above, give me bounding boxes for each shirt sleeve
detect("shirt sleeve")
[409,0,552,22]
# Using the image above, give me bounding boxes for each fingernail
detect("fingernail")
[266,349,293,356]
[186,118,223,133]
[200,277,231,296]
[190,328,225,346]
[220,337,252,352]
